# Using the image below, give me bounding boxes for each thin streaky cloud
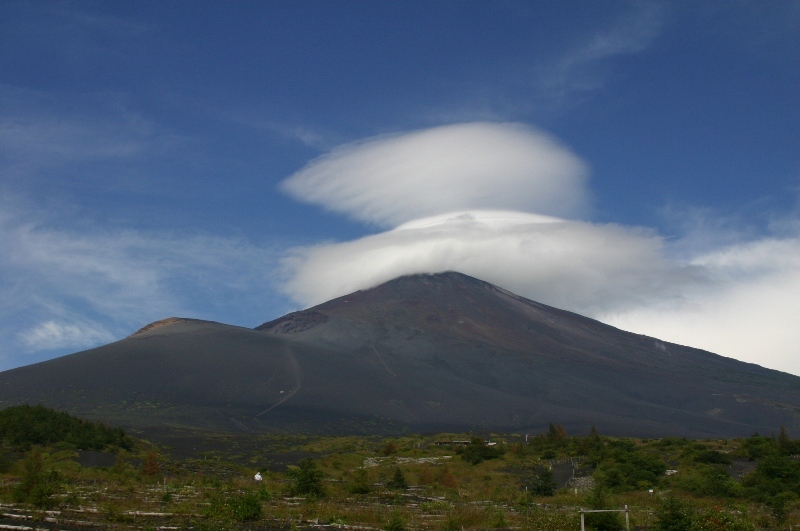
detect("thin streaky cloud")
[534,1,666,106]
[18,320,115,352]
[0,202,282,367]
[0,85,168,169]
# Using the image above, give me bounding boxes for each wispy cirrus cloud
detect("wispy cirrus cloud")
[18,320,116,352]
[532,1,666,108]
[0,201,282,369]
[0,85,182,185]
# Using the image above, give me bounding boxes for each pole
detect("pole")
[580,511,585,531]
[625,505,630,531]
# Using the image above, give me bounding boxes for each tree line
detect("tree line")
[0,404,133,452]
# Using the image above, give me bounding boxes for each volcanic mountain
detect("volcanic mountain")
[1,272,799,438]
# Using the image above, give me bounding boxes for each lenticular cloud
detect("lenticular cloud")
[280,122,590,227]
[281,210,694,314]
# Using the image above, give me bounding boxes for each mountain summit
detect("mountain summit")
[1,272,798,437]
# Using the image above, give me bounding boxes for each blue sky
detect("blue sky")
[2,1,800,375]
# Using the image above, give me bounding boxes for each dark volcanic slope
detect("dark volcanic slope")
[2,273,799,437]
[256,272,800,437]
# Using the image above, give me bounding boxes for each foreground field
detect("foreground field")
[1,407,799,530]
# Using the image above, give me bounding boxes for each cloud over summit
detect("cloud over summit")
[280,122,590,227]
[278,122,800,376]
[281,210,690,314]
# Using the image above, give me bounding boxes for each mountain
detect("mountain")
[1,272,798,438]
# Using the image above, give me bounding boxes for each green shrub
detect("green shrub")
[229,492,262,522]
[459,437,504,465]
[287,458,325,498]
[257,484,271,501]
[592,439,667,491]
[11,447,60,508]
[202,491,262,523]
[583,485,623,531]
[691,508,756,530]
[671,465,742,498]
[530,466,556,496]
[738,434,778,460]
[694,450,732,466]
[654,496,694,531]
[348,467,372,494]
[382,442,399,455]
[387,467,408,490]
[384,511,405,531]
[741,453,800,518]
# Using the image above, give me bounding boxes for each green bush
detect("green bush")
[10,447,60,508]
[671,464,742,498]
[583,485,623,531]
[530,466,556,496]
[257,484,271,501]
[740,453,800,522]
[348,467,372,494]
[384,511,405,531]
[229,492,262,522]
[287,458,325,498]
[654,496,694,531]
[691,508,756,530]
[738,434,778,460]
[693,450,732,466]
[459,437,504,465]
[202,491,262,523]
[592,439,667,491]
[386,467,408,490]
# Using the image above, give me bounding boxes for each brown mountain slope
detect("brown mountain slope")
[1,272,798,437]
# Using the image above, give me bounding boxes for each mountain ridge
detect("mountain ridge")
[1,271,798,438]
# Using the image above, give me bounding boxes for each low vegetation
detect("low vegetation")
[0,404,133,451]
[0,406,798,529]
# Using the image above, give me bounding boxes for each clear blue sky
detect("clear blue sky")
[2,1,799,374]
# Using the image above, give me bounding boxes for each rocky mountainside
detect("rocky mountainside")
[1,272,798,437]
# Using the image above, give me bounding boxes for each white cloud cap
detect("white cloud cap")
[281,210,691,314]
[280,123,590,227]
[282,209,800,376]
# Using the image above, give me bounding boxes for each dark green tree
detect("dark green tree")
[592,439,667,491]
[287,458,325,498]
[584,484,623,531]
[530,466,556,496]
[460,436,504,465]
[778,426,800,455]
[654,496,694,531]
[739,433,779,460]
[741,453,800,522]
[384,510,406,531]
[229,492,263,522]
[387,467,408,490]
[348,467,372,494]
[11,447,60,508]
[0,404,132,451]
[382,442,398,455]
